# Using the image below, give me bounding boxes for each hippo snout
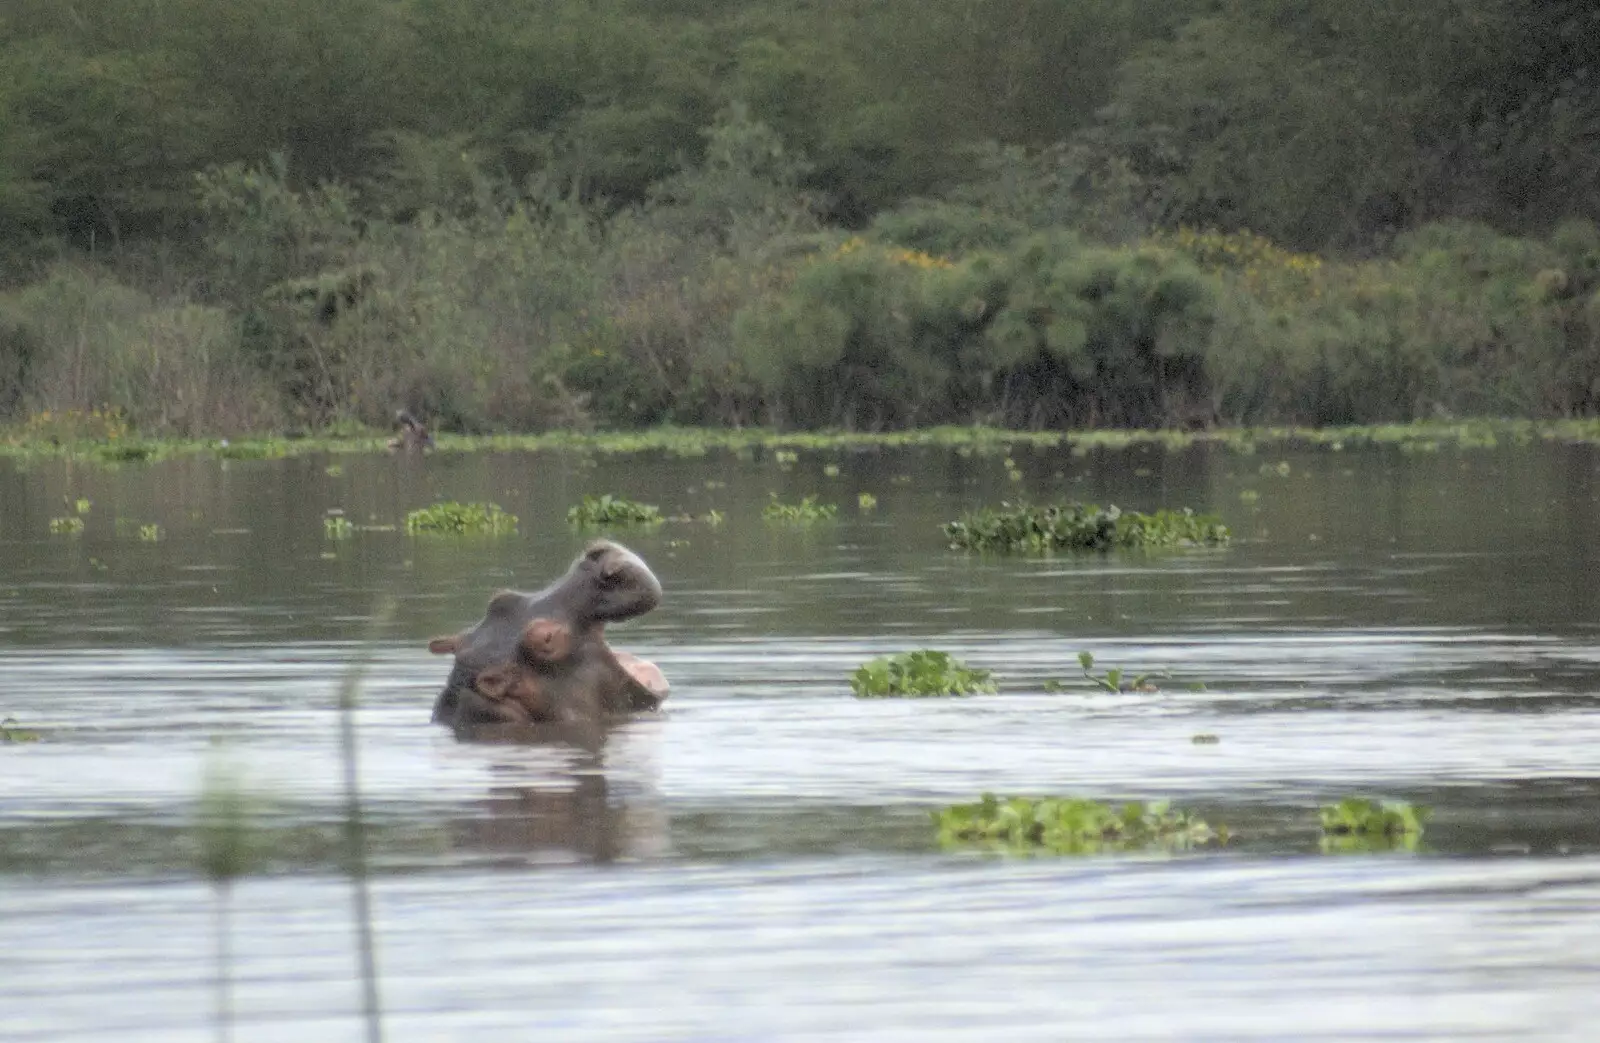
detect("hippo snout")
[585,540,662,622]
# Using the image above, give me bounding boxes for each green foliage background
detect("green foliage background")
[2,0,1598,433]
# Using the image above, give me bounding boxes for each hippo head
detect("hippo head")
[426,539,668,729]
[567,539,662,624]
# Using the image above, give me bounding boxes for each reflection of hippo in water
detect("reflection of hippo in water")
[428,540,669,735]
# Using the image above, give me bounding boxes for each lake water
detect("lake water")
[2,438,1598,1041]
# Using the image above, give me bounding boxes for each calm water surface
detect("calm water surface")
[2,440,1599,1041]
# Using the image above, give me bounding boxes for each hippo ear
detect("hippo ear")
[475,665,511,700]
[427,634,461,655]
[520,617,572,662]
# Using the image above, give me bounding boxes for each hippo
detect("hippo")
[388,410,436,452]
[427,540,669,735]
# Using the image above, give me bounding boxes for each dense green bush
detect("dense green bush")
[732,232,1216,429]
[0,264,276,432]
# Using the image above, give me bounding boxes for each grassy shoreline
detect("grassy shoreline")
[4,417,1600,465]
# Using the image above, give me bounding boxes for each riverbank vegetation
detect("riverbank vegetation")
[2,0,1598,436]
[6,416,1600,465]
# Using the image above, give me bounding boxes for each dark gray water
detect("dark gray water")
[2,440,1598,1040]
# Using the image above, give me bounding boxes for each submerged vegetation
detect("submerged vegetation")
[403,501,518,536]
[944,502,1230,553]
[851,651,996,698]
[936,795,1223,855]
[566,494,663,528]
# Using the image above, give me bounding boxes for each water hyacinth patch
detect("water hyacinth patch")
[1,717,41,743]
[48,516,85,535]
[851,650,996,698]
[762,494,838,523]
[1319,798,1428,838]
[943,501,1230,552]
[936,794,1223,854]
[404,501,518,535]
[567,494,663,527]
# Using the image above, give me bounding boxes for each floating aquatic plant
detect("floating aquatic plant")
[1,717,40,743]
[944,501,1230,553]
[762,494,838,523]
[1076,650,1164,693]
[48,516,85,535]
[1053,650,1208,694]
[851,650,996,698]
[138,523,164,542]
[857,492,878,511]
[404,501,518,535]
[566,494,663,527]
[1320,797,1428,838]
[936,794,1223,854]
[324,512,355,539]
[73,498,91,514]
